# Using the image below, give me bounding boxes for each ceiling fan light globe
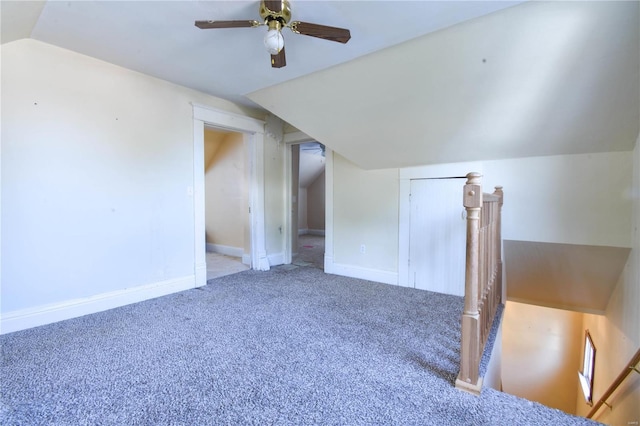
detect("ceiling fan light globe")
[264,29,284,55]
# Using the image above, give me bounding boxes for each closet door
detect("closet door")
[408,178,466,296]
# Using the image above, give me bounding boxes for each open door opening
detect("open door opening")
[289,142,326,270]
[193,104,269,288]
[203,127,250,280]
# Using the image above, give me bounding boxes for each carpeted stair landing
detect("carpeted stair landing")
[1,266,598,425]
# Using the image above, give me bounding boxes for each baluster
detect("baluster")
[494,186,504,304]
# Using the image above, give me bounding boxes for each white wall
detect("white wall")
[1,39,263,332]
[297,187,308,231]
[298,150,325,233]
[482,152,632,248]
[307,170,325,231]
[332,154,398,278]
[575,140,640,424]
[328,151,632,286]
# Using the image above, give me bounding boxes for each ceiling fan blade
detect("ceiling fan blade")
[195,20,260,29]
[271,46,286,68]
[264,0,282,13]
[289,21,351,44]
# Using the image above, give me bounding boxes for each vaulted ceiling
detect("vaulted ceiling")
[2,1,639,169]
[249,1,640,169]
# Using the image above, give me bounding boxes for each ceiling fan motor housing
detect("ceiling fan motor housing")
[260,0,291,25]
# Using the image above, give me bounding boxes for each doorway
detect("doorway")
[203,127,250,280]
[192,105,270,288]
[289,142,326,270]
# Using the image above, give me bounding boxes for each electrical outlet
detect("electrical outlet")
[360,244,366,254]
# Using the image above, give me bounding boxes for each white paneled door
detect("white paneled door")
[409,178,466,296]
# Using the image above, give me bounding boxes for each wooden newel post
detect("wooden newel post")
[456,172,483,395]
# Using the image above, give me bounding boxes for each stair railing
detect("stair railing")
[455,172,504,395]
[587,348,640,419]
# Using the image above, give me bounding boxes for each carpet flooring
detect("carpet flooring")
[1,266,598,425]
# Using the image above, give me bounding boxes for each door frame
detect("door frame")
[282,131,333,271]
[192,104,270,287]
[283,132,315,264]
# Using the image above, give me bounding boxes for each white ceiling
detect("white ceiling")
[2,1,638,169]
[249,1,640,169]
[299,148,325,188]
[1,0,523,110]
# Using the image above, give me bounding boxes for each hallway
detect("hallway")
[292,234,324,270]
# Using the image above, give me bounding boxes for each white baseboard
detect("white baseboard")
[298,228,309,236]
[268,252,285,267]
[242,254,251,266]
[1,275,195,335]
[329,262,398,286]
[206,243,244,258]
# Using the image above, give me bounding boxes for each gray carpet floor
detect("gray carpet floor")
[1,266,598,425]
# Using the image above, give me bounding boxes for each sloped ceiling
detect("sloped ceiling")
[1,0,524,110]
[504,240,631,314]
[248,1,640,169]
[3,1,638,170]
[299,150,325,188]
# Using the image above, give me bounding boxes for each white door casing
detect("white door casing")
[192,104,269,288]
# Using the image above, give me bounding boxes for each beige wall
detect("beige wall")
[204,130,247,250]
[307,170,325,231]
[332,154,398,272]
[502,302,584,414]
[575,140,640,425]
[297,188,308,231]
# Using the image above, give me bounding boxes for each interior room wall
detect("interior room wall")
[575,139,640,425]
[297,149,325,235]
[204,130,246,251]
[329,150,632,281]
[1,39,262,330]
[297,188,308,231]
[482,152,632,248]
[307,170,326,232]
[332,154,399,275]
[502,302,583,414]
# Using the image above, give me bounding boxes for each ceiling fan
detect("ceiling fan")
[195,0,351,68]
